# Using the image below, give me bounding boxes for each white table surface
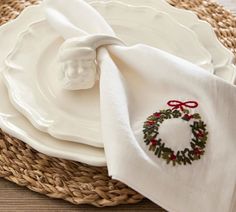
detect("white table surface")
[217,0,236,13]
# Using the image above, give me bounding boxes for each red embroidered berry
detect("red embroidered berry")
[194,148,202,155]
[196,131,204,138]
[151,139,157,145]
[170,154,177,161]
[146,120,155,126]
[154,112,161,118]
[183,114,193,121]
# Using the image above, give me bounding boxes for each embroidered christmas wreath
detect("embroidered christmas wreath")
[143,100,208,166]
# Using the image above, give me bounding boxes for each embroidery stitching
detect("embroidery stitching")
[143,100,208,166]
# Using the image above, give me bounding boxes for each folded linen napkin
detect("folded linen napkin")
[44,0,236,211]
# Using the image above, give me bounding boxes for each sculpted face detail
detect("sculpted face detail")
[58,35,124,90]
[60,47,97,90]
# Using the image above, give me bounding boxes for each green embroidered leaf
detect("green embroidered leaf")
[193,113,201,119]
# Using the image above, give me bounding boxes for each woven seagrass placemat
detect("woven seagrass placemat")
[0,0,235,208]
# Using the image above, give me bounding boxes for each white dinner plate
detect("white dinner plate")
[0,74,106,166]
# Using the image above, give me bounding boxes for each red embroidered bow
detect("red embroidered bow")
[167,100,198,111]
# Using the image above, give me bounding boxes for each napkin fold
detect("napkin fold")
[44,0,236,211]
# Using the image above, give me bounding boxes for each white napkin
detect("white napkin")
[44,0,236,211]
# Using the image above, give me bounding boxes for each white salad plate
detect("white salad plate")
[2,1,217,147]
[0,6,106,166]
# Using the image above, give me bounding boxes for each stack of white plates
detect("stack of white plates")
[0,0,235,166]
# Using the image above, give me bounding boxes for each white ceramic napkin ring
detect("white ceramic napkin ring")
[58,35,125,90]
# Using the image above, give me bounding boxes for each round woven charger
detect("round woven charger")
[0,0,235,208]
